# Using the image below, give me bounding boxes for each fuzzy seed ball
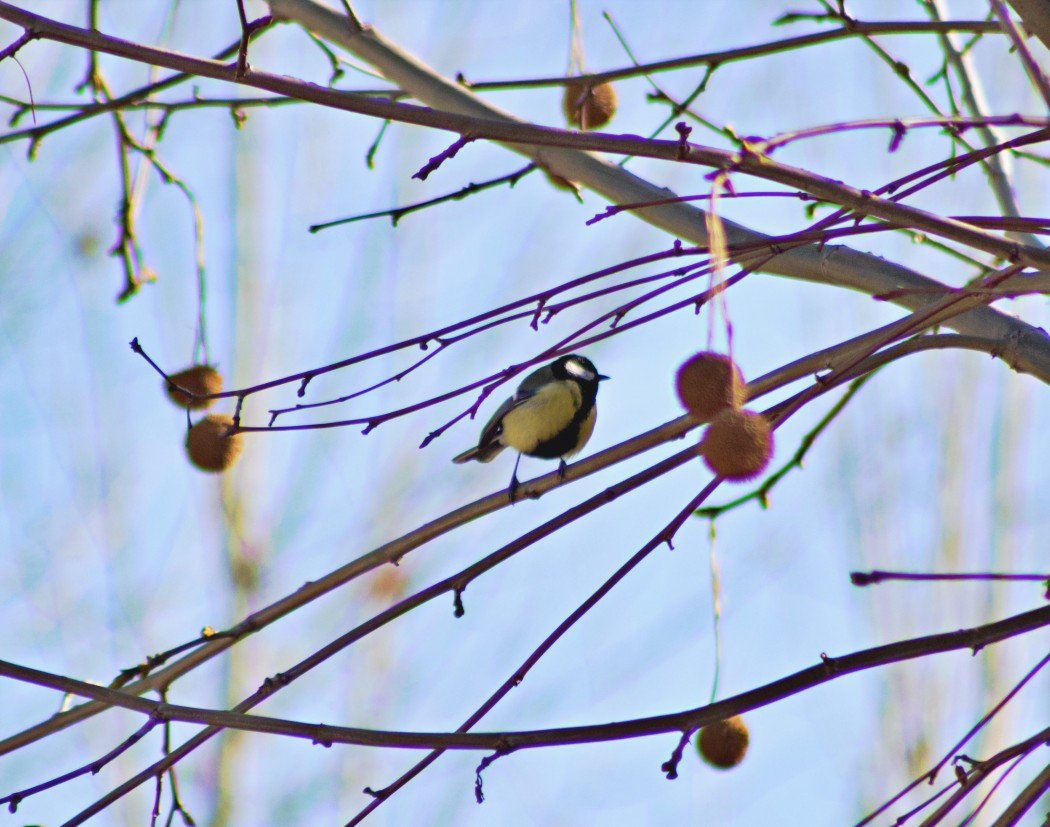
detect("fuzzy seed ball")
[166,365,223,410]
[186,413,243,472]
[675,352,745,421]
[697,715,750,769]
[701,408,773,481]
[562,79,618,129]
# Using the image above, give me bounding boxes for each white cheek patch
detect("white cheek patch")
[565,359,595,381]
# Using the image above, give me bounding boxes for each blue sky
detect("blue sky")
[1,1,1049,825]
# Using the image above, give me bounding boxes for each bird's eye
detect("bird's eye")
[564,359,595,381]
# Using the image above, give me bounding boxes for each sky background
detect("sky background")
[1,1,1049,825]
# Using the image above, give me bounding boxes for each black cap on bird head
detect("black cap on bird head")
[552,354,609,384]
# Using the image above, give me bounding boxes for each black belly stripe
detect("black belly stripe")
[525,397,595,459]
[528,421,582,459]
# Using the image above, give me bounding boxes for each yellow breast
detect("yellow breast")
[499,381,582,454]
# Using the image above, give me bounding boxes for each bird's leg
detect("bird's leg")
[557,458,567,479]
[508,453,523,503]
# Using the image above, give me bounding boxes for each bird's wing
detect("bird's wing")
[450,392,524,463]
[476,362,553,445]
[514,362,556,396]
[452,363,554,464]
[476,388,532,446]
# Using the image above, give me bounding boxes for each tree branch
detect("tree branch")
[263,0,1050,374]
[2,603,1047,754]
[3,1,1050,380]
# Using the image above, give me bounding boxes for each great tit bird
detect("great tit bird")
[452,354,609,499]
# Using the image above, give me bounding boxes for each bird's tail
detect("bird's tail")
[452,443,505,464]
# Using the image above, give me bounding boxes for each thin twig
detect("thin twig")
[462,20,1002,89]
[855,650,1050,825]
[412,134,475,180]
[0,28,33,62]
[850,570,1050,587]
[0,718,159,812]
[991,0,1050,110]
[987,758,1050,826]
[351,482,720,822]
[926,0,1041,247]
[310,163,536,231]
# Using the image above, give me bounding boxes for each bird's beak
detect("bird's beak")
[597,373,610,381]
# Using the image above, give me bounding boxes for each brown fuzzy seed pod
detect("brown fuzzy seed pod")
[675,352,745,421]
[562,79,618,129]
[697,715,750,769]
[701,408,773,481]
[166,365,223,410]
[186,413,243,472]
